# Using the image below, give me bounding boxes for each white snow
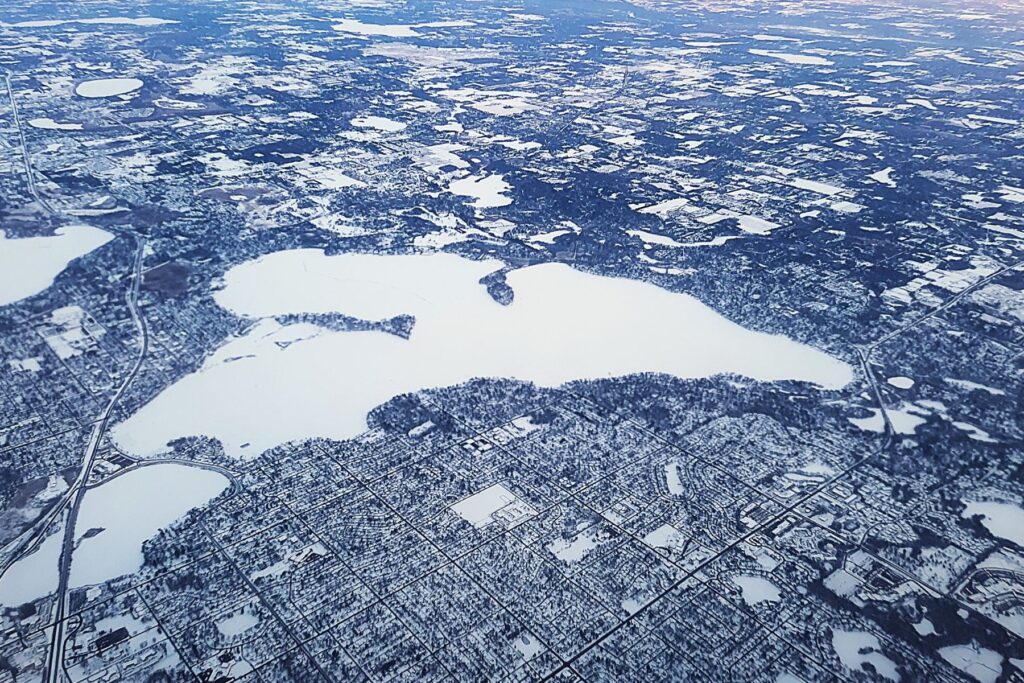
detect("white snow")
[961,501,1024,546]
[913,618,936,636]
[847,410,883,433]
[75,78,144,98]
[333,19,421,37]
[448,173,513,209]
[870,168,897,188]
[526,229,572,246]
[216,611,260,637]
[832,630,900,681]
[945,378,1005,396]
[9,357,42,372]
[111,251,853,458]
[850,403,934,436]
[351,115,407,132]
[832,201,865,214]
[547,530,601,563]
[737,215,781,235]
[0,225,112,307]
[789,177,846,196]
[749,49,834,66]
[887,376,914,389]
[333,19,471,37]
[939,644,1004,683]
[952,421,997,443]
[967,114,1019,126]
[292,163,364,189]
[70,464,229,588]
[642,524,688,553]
[0,527,62,606]
[310,215,371,238]
[27,117,83,131]
[731,574,782,606]
[10,17,176,27]
[450,483,521,529]
[627,229,686,248]
[665,463,684,495]
[637,198,689,218]
[890,406,929,434]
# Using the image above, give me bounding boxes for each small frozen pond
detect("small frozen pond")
[70,464,228,588]
[731,574,782,606]
[112,250,853,457]
[216,610,260,637]
[75,78,144,98]
[832,629,900,681]
[0,225,112,306]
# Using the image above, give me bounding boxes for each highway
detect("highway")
[44,236,149,683]
[3,70,153,682]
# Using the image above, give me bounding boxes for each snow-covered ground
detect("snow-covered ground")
[111,251,852,458]
[450,483,523,528]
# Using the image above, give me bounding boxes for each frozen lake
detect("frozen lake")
[70,464,229,588]
[961,500,1024,546]
[0,463,227,602]
[0,225,111,306]
[0,527,61,606]
[112,250,853,457]
[75,77,144,98]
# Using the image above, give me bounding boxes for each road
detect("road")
[3,71,154,682]
[4,72,58,215]
[858,260,1023,443]
[43,238,149,683]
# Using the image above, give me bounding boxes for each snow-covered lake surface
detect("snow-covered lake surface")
[961,500,1024,546]
[832,629,900,681]
[749,49,834,66]
[0,527,61,606]
[75,77,144,98]
[27,117,83,130]
[69,464,229,588]
[9,16,176,27]
[0,225,112,306]
[111,250,853,458]
[448,173,513,208]
[731,574,782,606]
[216,610,260,637]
